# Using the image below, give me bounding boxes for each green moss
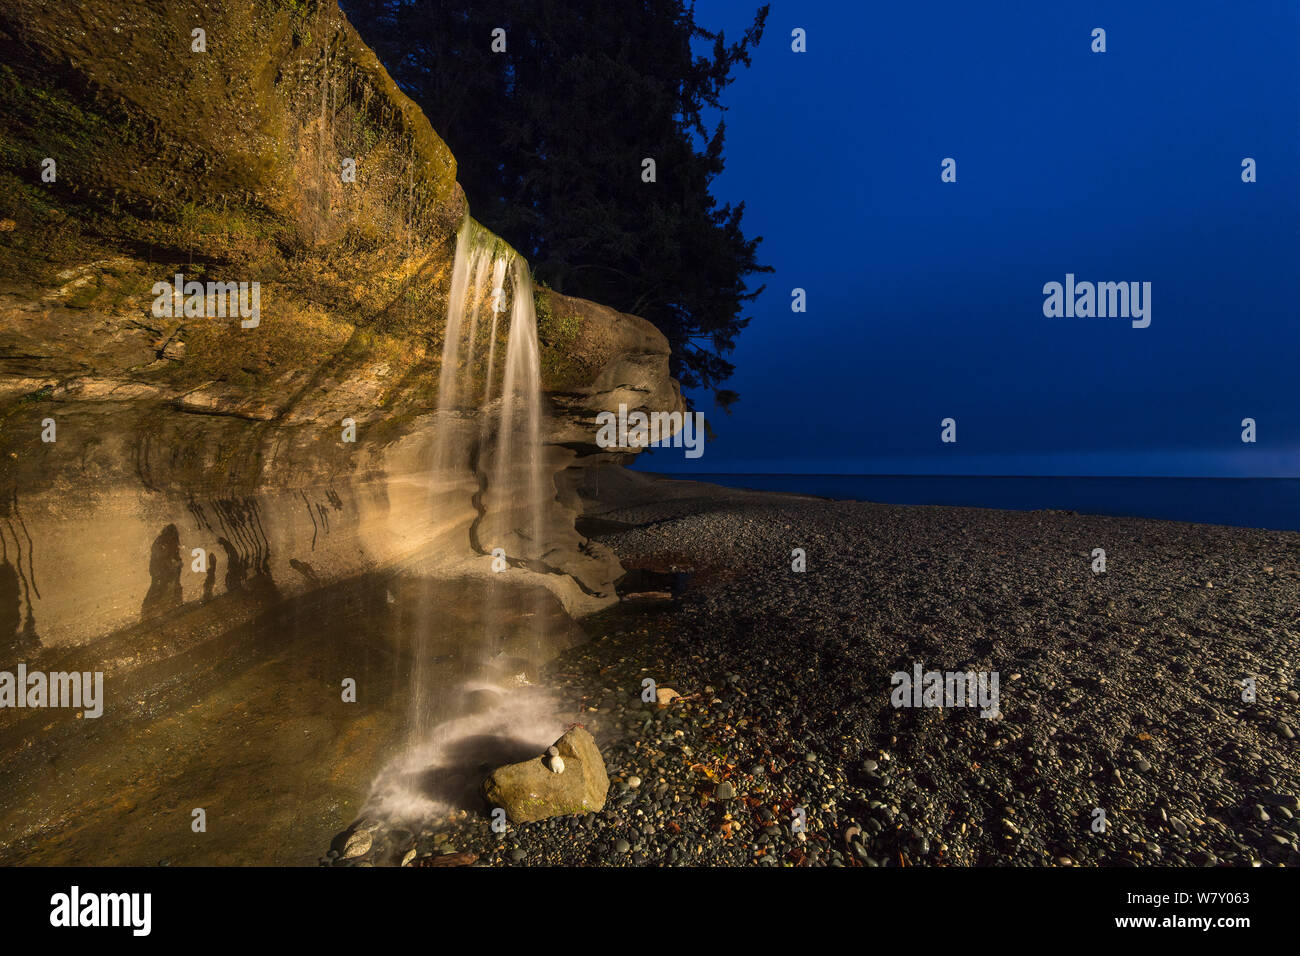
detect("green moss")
[535,287,580,350]
[535,288,595,391]
[17,385,52,404]
[65,280,100,309]
[0,0,602,467]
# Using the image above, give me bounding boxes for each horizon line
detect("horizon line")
[641,472,1300,480]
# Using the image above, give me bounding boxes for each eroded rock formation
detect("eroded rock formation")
[0,0,682,659]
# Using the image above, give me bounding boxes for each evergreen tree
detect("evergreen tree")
[342,0,771,406]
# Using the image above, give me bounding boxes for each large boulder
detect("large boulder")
[482,728,609,823]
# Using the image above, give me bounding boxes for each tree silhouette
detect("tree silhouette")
[343,0,771,407]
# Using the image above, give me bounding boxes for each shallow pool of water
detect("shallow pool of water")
[0,572,584,865]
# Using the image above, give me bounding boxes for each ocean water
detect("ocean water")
[664,475,1300,533]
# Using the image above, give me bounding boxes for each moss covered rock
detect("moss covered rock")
[482,727,609,824]
[0,0,682,653]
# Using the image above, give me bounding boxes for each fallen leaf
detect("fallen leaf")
[421,852,478,867]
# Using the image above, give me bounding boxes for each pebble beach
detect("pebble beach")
[327,470,1300,867]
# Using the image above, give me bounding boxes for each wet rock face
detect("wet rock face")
[0,1,681,652]
[482,727,610,824]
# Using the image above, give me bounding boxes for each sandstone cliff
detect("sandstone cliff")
[0,0,683,658]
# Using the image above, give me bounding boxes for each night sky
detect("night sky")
[639,0,1300,477]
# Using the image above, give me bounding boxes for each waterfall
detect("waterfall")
[389,217,559,812]
[428,218,498,476]
[483,257,546,569]
[429,219,548,575]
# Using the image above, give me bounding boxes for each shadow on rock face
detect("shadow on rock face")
[202,552,217,602]
[0,559,39,659]
[140,523,183,619]
[0,561,16,642]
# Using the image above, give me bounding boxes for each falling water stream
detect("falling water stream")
[365,218,573,824]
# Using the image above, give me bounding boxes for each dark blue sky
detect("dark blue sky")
[640,0,1300,476]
